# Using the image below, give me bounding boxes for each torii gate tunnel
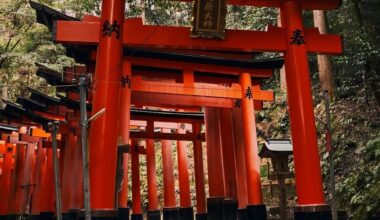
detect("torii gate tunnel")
[1,0,343,220]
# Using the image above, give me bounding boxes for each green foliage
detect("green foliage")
[327,0,380,99]
[226,6,277,30]
[0,0,74,101]
[336,137,380,219]
[256,91,290,141]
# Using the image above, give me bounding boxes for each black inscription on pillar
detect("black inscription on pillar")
[179,123,186,130]
[7,147,12,153]
[290,29,305,46]
[102,20,121,39]
[70,126,76,135]
[121,75,131,89]
[244,87,253,100]
[234,99,241,108]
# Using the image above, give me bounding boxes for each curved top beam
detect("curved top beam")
[29,0,79,31]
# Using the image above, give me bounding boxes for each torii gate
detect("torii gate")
[30,58,274,219]
[29,34,278,219]
[52,0,342,219]
[0,102,68,220]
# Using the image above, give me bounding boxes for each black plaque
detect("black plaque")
[191,0,227,39]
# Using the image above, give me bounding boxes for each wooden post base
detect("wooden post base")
[3,214,17,220]
[163,207,179,220]
[39,212,54,220]
[247,205,267,220]
[294,205,332,220]
[178,207,193,220]
[67,209,80,220]
[207,197,224,220]
[131,214,143,220]
[237,208,247,220]
[195,213,207,220]
[28,215,39,220]
[223,199,238,220]
[118,208,129,220]
[147,210,161,220]
[77,210,117,220]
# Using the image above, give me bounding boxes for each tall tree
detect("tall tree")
[313,10,334,97]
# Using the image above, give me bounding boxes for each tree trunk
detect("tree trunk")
[314,10,337,220]
[313,10,334,97]
[140,0,146,24]
[278,12,287,92]
[1,86,7,107]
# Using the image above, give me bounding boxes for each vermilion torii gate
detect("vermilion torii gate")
[50,0,342,219]
[28,58,276,220]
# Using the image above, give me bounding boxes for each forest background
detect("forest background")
[0,0,379,219]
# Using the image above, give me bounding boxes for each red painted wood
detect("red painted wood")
[61,127,77,212]
[280,1,326,206]
[55,20,342,54]
[240,72,263,205]
[39,148,55,212]
[232,108,248,209]
[219,109,238,199]
[0,144,13,215]
[131,140,142,214]
[204,108,225,198]
[71,126,84,209]
[88,0,126,209]
[126,57,274,77]
[177,124,191,208]
[161,129,177,208]
[7,144,25,215]
[192,123,206,214]
[21,143,36,214]
[118,61,132,208]
[130,77,274,101]
[31,142,46,215]
[9,143,35,214]
[146,139,159,210]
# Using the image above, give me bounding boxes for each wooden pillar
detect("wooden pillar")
[131,140,143,219]
[71,124,84,210]
[61,126,77,213]
[117,153,129,206]
[88,0,126,211]
[177,127,191,208]
[204,108,225,220]
[219,108,238,220]
[239,73,266,219]
[39,148,55,213]
[30,141,46,216]
[0,145,3,175]
[161,128,178,219]
[117,152,130,220]
[146,139,159,210]
[280,1,330,219]
[146,139,160,220]
[177,123,193,220]
[20,142,36,214]
[232,108,248,217]
[8,144,26,215]
[118,61,132,215]
[162,136,176,207]
[0,144,13,216]
[192,123,206,220]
